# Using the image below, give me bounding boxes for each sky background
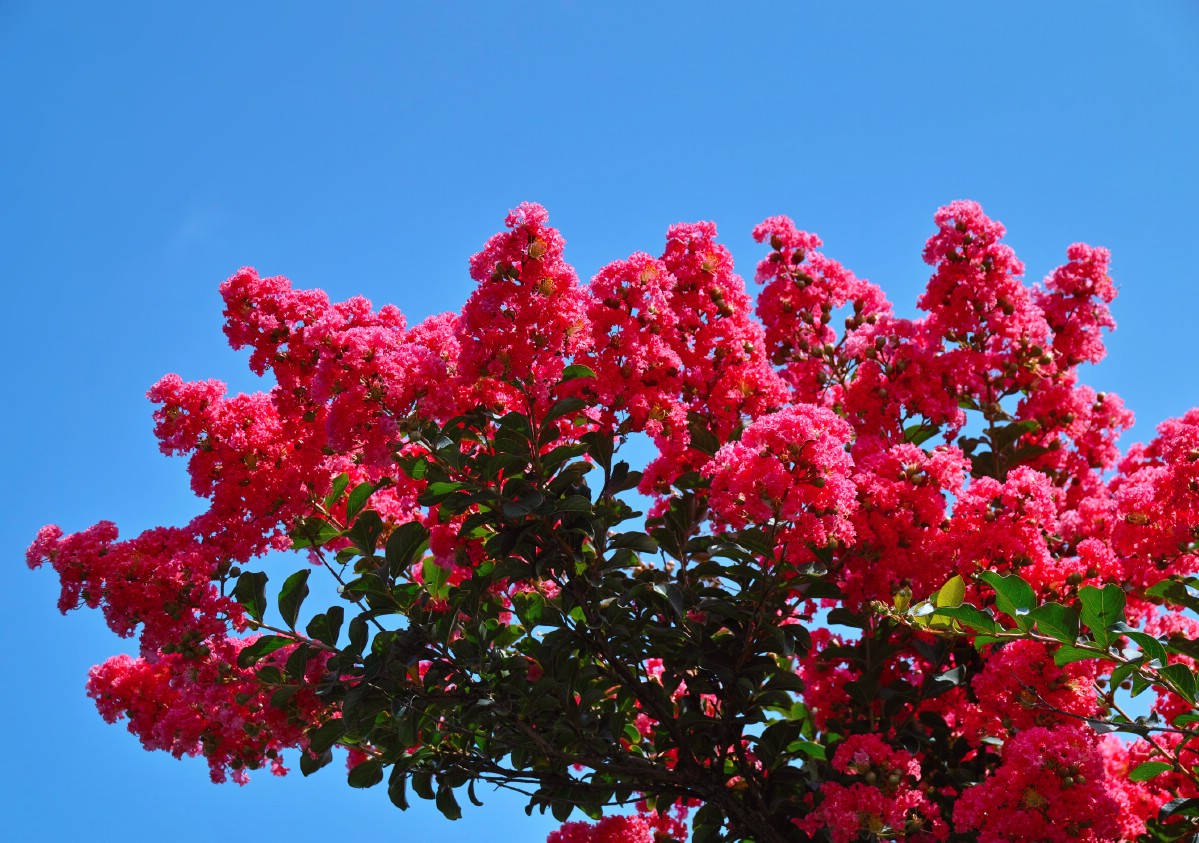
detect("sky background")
[3,2,1198,840]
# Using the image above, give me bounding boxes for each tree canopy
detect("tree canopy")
[30,201,1199,841]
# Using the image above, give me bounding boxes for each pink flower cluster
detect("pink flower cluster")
[547,802,689,843]
[704,404,856,564]
[796,734,946,842]
[954,726,1134,842]
[86,637,328,784]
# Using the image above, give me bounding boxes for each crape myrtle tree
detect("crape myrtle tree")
[29,200,1199,842]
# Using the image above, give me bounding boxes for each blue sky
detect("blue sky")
[3,2,1198,840]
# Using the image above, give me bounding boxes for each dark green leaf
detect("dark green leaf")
[388,767,410,810]
[992,419,1039,451]
[277,569,311,630]
[306,719,346,754]
[348,758,384,788]
[411,771,435,800]
[300,749,333,776]
[269,685,300,708]
[348,615,369,655]
[306,606,344,647]
[691,804,724,843]
[237,635,293,668]
[1160,797,1199,818]
[347,510,384,555]
[436,785,462,821]
[418,481,466,506]
[687,417,722,457]
[1146,578,1199,614]
[386,521,430,577]
[652,583,685,619]
[234,570,269,623]
[609,532,658,554]
[790,741,826,761]
[290,517,341,550]
[540,397,588,431]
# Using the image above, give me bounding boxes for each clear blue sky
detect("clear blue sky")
[3,3,1197,841]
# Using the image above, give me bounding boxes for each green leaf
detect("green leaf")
[418,481,465,506]
[436,785,462,821]
[691,804,724,843]
[270,685,300,708]
[234,571,269,623]
[348,615,368,655]
[1124,630,1168,667]
[558,364,597,383]
[411,770,435,800]
[1053,644,1100,667]
[290,517,341,550]
[346,482,377,522]
[653,582,685,619]
[978,571,1035,626]
[283,644,309,680]
[789,741,827,761]
[992,419,1040,451]
[1078,583,1126,649]
[1129,761,1173,782]
[306,606,344,646]
[307,719,346,755]
[1160,797,1199,818]
[348,758,384,788]
[903,422,939,446]
[236,635,293,668]
[933,605,999,634]
[386,521,430,577]
[323,473,350,508]
[687,417,722,457]
[347,510,384,555]
[540,397,588,432]
[1159,664,1198,703]
[388,767,410,810]
[277,569,311,630]
[423,557,451,600]
[401,457,430,481]
[1029,602,1080,644]
[935,574,966,608]
[609,532,659,554]
[300,749,333,776]
[1146,578,1199,613]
